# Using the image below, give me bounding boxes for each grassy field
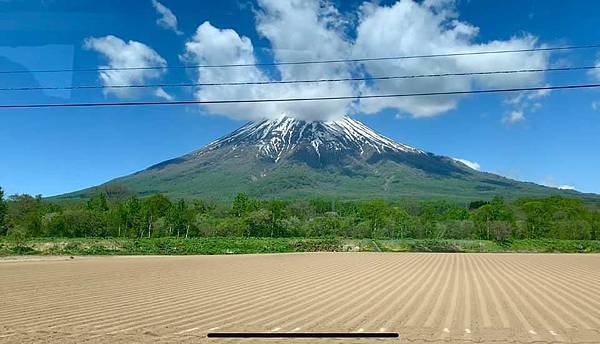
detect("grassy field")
[1,237,600,256]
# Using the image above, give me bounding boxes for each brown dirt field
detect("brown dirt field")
[1,253,599,343]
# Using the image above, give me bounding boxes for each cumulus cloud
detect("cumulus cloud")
[151,0,182,35]
[182,22,276,120]
[354,1,548,117]
[502,110,525,124]
[453,158,480,171]
[84,35,167,99]
[183,0,551,121]
[182,0,354,121]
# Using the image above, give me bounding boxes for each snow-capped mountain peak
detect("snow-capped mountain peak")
[82,114,579,201]
[201,116,424,162]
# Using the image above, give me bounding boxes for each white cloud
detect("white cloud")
[84,35,167,99]
[542,177,576,191]
[183,0,551,121]
[589,56,600,80]
[558,185,576,190]
[504,87,550,120]
[506,88,551,106]
[182,22,276,120]
[253,0,355,120]
[592,101,599,110]
[453,158,480,171]
[502,110,525,124]
[151,0,182,35]
[154,87,174,101]
[353,0,548,118]
[182,0,355,121]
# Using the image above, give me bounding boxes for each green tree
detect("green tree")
[123,196,143,237]
[285,201,315,220]
[42,212,66,237]
[0,187,7,235]
[167,199,195,237]
[309,199,337,215]
[591,211,600,240]
[389,207,415,239]
[87,192,109,212]
[94,183,134,202]
[304,212,350,237]
[488,221,513,242]
[358,200,391,234]
[232,192,250,217]
[348,221,372,238]
[62,209,107,237]
[471,196,515,240]
[142,194,172,238]
[517,196,592,239]
[6,194,44,237]
[420,200,469,222]
[444,220,476,240]
[469,200,489,210]
[107,203,128,237]
[192,199,211,215]
[278,216,304,237]
[245,209,273,237]
[215,217,247,237]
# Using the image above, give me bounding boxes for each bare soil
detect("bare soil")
[1,253,599,343]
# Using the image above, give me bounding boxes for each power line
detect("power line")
[1,44,599,74]
[2,65,599,92]
[1,83,599,109]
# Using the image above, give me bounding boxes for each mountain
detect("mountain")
[63,116,593,202]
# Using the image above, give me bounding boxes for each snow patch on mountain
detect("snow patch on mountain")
[201,116,424,161]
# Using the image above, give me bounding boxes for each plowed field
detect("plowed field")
[1,253,599,343]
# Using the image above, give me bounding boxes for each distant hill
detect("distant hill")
[60,116,598,202]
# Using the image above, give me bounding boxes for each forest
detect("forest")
[1,185,599,242]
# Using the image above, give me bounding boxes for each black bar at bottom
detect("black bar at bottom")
[207,332,399,338]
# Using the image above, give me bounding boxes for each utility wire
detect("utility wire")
[1,44,599,74]
[1,83,599,109]
[2,65,599,92]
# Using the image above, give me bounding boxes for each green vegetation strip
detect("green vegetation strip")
[1,238,599,256]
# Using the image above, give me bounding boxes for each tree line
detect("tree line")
[0,186,599,241]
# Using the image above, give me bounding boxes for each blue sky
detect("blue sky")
[1,0,599,196]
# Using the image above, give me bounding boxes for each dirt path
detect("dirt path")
[1,253,599,343]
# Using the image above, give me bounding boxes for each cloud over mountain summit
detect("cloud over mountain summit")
[183,0,549,121]
[83,0,551,122]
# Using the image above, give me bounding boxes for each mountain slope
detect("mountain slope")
[63,116,592,202]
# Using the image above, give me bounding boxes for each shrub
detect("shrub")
[291,239,342,252]
[409,239,462,252]
[489,221,513,242]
